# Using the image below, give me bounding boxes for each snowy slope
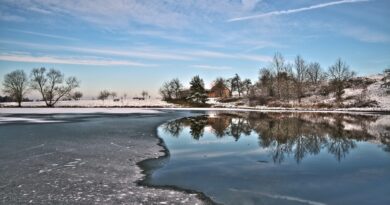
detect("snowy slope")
[366,75,390,109]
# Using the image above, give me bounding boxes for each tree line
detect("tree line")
[256,53,356,104]
[96,90,149,101]
[160,52,359,106]
[1,68,80,107]
[160,74,253,104]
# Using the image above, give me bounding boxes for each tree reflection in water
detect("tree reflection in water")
[162,112,389,163]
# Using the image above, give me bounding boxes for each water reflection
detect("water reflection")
[150,112,390,205]
[162,112,389,163]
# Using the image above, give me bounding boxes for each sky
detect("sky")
[0,0,389,98]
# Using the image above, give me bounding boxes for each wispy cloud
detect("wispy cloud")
[191,65,232,70]
[240,54,273,62]
[0,11,25,22]
[28,6,52,14]
[0,53,154,67]
[0,40,272,62]
[126,30,225,48]
[6,29,78,41]
[228,0,370,22]
[0,0,261,29]
[1,0,189,28]
[71,47,194,61]
[0,40,193,61]
[189,50,272,62]
[341,26,390,43]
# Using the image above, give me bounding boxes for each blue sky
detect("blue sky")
[0,0,389,98]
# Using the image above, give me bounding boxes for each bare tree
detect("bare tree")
[213,77,227,97]
[242,79,252,95]
[98,90,110,101]
[170,78,183,99]
[72,91,83,100]
[2,70,29,107]
[282,63,294,101]
[232,74,243,97]
[225,78,234,96]
[160,81,172,100]
[307,62,326,85]
[141,90,149,99]
[383,68,390,87]
[294,55,307,103]
[110,92,117,99]
[328,58,356,103]
[259,67,274,97]
[272,52,286,99]
[159,78,183,100]
[30,68,79,107]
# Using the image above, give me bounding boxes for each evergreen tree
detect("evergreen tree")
[188,75,208,104]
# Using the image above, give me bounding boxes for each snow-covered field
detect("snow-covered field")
[0,99,173,108]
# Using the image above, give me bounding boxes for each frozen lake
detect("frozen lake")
[0,111,203,204]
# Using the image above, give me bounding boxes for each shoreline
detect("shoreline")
[136,112,218,205]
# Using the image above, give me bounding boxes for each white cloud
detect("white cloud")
[0,53,155,67]
[228,0,370,22]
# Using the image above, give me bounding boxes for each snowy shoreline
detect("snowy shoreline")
[0,107,389,115]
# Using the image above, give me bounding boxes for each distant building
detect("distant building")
[207,85,231,98]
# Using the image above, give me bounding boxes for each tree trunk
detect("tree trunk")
[47,103,54,107]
